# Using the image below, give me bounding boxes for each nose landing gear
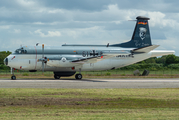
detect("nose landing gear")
[11,68,16,80]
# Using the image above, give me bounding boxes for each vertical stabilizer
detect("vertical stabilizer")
[111,16,152,48]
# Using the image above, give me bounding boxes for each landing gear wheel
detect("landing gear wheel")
[54,75,60,79]
[75,74,82,80]
[11,75,16,80]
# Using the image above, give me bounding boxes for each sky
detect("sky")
[0,0,179,55]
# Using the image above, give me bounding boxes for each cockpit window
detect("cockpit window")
[15,49,27,54]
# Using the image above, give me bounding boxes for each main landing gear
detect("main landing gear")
[53,69,83,80]
[11,75,16,80]
[53,73,83,80]
[75,68,82,80]
[75,74,82,80]
[11,68,16,80]
[53,70,83,79]
[53,71,76,79]
[54,74,60,79]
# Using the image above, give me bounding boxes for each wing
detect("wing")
[71,50,131,64]
[38,50,131,67]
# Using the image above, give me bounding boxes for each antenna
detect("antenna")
[36,43,39,46]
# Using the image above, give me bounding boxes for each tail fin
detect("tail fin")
[111,16,152,48]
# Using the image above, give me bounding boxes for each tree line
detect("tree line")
[120,54,179,71]
[0,51,11,70]
[0,51,179,71]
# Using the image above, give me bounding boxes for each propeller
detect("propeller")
[37,44,49,74]
[42,44,44,73]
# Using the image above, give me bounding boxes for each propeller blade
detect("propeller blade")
[42,44,44,58]
[42,62,44,73]
[42,44,44,73]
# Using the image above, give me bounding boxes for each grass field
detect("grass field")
[1,69,179,75]
[0,88,179,119]
[1,69,179,79]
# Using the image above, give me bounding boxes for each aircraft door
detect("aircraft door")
[27,46,38,70]
[28,59,37,70]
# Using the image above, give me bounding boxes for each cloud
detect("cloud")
[37,0,110,11]
[14,29,21,33]
[0,0,178,55]
[34,29,61,37]
[0,25,10,29]
[16,0,36,7]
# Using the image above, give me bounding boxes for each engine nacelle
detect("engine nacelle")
[46,56,82,67]
[47,60,75,67]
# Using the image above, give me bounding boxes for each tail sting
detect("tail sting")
[111,16,152,48]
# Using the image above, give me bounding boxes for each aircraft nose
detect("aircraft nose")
[4,57,8,66]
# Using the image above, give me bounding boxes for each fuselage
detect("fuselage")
[4,45,163,72]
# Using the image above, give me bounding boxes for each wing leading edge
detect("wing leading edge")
[71,50,131,64]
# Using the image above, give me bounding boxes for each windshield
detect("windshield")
[15,48,27,54]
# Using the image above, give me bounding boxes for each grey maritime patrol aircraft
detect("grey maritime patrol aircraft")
[4,16,175,80]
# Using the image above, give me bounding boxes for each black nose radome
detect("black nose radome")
[4,58,8,66]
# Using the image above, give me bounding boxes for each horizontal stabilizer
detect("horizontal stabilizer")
[151,50,175,57]
[133,45,159,53]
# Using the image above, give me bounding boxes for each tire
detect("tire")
[11,75,16,80]
[75,74,82,80]
[54,75,60,79]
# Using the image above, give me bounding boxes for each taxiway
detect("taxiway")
[0,79,179,88]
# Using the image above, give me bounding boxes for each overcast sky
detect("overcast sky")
[0,0,179,55]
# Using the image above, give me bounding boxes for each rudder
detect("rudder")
[131,16,152,47]
[111,16,152,48]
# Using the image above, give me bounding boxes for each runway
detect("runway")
[0,78,179,88]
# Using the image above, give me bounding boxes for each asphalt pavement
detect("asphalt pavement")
[0,78,179,88]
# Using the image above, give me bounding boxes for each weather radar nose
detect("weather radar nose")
[4,57,8,66]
